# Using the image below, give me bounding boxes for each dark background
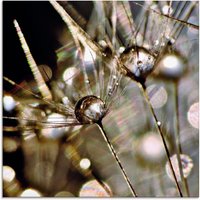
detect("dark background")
[3,1,93,89]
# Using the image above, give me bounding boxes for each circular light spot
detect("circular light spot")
[79,158,91,170]
[156,54,185,79]
[3,137,19,152]
[54,191,74,197]
[20,188,41,197]
[63,67,79,85]
[147,84,168,109]
[162,5,173,15]
[79,180,112,197]
[3,95,16,112]
[3,166,16,182]
[137,132,166,163]
[187,102,199,129]
[41,113,69,139]
[165,154,194,182]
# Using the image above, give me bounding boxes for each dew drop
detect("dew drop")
[75,95,106,124]
[155,53,186,79]
[157,121,161,126]
[120,46,155,80]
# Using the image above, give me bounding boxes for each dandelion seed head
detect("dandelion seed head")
[187,102,199,129]
[75,95,106,124]
[165,154,194,182]
[3,95,16,112]
[120,47,155,80]
[79,180,111,197]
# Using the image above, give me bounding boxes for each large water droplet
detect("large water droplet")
[120,46,155,81]
[75,95,106,124]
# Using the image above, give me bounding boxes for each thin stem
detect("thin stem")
[174,81,190,196]
[138,83,183,197]
[97,122,137,197]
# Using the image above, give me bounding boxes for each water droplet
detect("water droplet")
[155,53,186,79]
[75,95,106,124]
[162,5,173,15]
[157,121,161,126]
[85,79,90,84]
[120,46,155,80]
[165,154,194,182]
[79,180,112,197]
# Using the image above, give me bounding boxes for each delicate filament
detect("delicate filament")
[13,20,52,100]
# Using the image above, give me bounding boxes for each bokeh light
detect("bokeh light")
[79,180,112,197]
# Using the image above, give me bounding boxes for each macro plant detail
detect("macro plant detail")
[3,1,199,197]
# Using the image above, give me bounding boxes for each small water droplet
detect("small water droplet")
[157,121,161,126]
